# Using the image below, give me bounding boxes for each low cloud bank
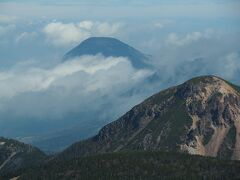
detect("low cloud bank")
[0,54,154,137]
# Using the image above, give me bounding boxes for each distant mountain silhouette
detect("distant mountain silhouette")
[63,37,149,69]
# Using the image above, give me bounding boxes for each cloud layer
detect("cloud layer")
[0,14,17,23]
[43,21,123,46]
[166,30,215,46]
[0,24,15,36]
[0,55,153,123]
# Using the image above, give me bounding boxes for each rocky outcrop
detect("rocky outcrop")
[179,76,240,160]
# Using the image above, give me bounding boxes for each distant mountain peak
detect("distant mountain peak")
[63,37,149,69]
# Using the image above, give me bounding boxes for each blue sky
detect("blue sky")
[0,0,240,139]
[1,0,240,19]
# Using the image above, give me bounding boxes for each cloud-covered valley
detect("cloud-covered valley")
[0,55,154,138]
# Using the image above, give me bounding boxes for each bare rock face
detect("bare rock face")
[59,76,240,160]
[179,76,240,160]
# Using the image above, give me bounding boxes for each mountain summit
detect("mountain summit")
[63,37,149,69]
[59,76,240,160]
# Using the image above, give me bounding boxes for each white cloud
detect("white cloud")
[153,19,173,29]
[0,54,154,125]
[15,32,37,43]
[43,21,123,46]
[43,22,91,46]
[166,29,215,46]
[153,22,165,29]
[0,14,17,23]
[166,32,202,46]
[77,21,93,30]
[96,22,122,36]
[0,24,15,36]
[219,52,240,79]
[0,55,152,98]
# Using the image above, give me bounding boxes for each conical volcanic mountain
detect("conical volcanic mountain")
[63,37,149,69]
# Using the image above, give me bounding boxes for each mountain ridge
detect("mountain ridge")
[2,75,240,179]
[58,75,240,160]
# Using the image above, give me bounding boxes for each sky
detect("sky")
[0,0,240,139]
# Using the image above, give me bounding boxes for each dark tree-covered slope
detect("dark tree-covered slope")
[20,151,240,180]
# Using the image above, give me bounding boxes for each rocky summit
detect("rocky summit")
[59,75,240,160]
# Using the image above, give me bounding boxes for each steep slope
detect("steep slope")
[20,151,240,180]
[59,75,240,160]
[63,37,149,69]
[0,137,47,179]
